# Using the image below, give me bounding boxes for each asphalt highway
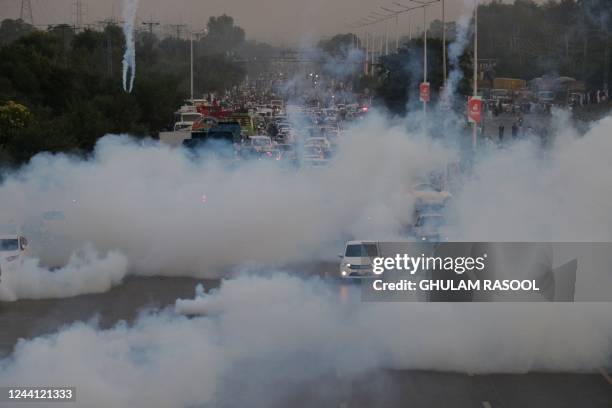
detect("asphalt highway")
[0,272,610,407]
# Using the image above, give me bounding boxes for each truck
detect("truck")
[529,76,586,105]
[490,78,528,105]
[228,113,255,137]
[493,78,527,92]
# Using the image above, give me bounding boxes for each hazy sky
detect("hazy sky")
[1,0,539,46]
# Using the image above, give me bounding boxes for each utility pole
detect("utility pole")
[396,15,399,52]
[409,12,412,40]
[353,0,439,79]
[442,0,446,85]
[20,0,34,25]
[74,0,84,32]
[365,31,369,75]
[371,33,375,75]
[142,19,160,35]
[391,1,441,119]
[423,5,428,118]
[472,0,478,150]
[190,31,194,101]
[381,6,403,52]
[169,24,187,40]
[385,20,389,55]
[605,28,610,92]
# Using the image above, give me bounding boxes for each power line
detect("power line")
[142,18,160,35]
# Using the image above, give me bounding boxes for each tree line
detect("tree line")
[0,15,276,165]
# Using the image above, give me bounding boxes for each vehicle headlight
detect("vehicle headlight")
[341,271,347,277]
[6,255,19,262]
[343,263,351,268]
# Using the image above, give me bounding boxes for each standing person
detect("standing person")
[498,124,505,142]
[512,122,519,140]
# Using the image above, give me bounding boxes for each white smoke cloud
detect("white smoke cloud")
[0,114,454,281]
[0,246,128,301]
[450,114,612,241]
[440,0,474,107]
[1,107,611,300]
[1,107,612,403]
[0,274,610,407]
[122,0,139,93]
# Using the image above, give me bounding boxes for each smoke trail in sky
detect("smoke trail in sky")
[122,0,139,93]
[439,1,473,107]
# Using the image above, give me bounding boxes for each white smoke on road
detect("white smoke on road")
[1,108,612,299]
[122,0,139,93]
[0,246,128,301]
[1,108,612,402]
[0,274,610,407]
[450,113,612,241]
[0,113,454,281]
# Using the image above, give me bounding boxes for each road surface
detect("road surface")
[0,273,610,407]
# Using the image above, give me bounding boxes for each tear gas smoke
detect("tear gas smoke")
[0,274,610,407]
[122,0,138,93]
[439,1,473,107]
[0,246,128,301]
[0,115,454,283]
[450,114,612,241]
[1,98,612,403]
[2,108,612,299]
[2,14,612,405]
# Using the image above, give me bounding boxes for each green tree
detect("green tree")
[317,33,360,57]
[0,101,31,147]
[0,19,33,45]
[201,15,245,55]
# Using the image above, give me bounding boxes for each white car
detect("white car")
[249,135,274,152]
[337,241,380,279]
[411,183,452,208]
[304,137,331,150]
[302,145,331,167]
[0,234,29,281]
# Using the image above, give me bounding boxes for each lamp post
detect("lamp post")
[190,32,194,101]
[442,0,446,85]
[472,0,479,150]
[423,5,428,118]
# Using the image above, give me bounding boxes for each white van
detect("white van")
[337,241,380,279]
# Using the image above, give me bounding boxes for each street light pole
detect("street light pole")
[365,30,369,75]
[190,32,194,101]
[472,0,478,150]
[442,0,446,85]
[381,6,402,53]
[385,20,389,55]
[409,12,412,40]
[395,14,399,52]
[371,32,375,75]
[423,5,428,118]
